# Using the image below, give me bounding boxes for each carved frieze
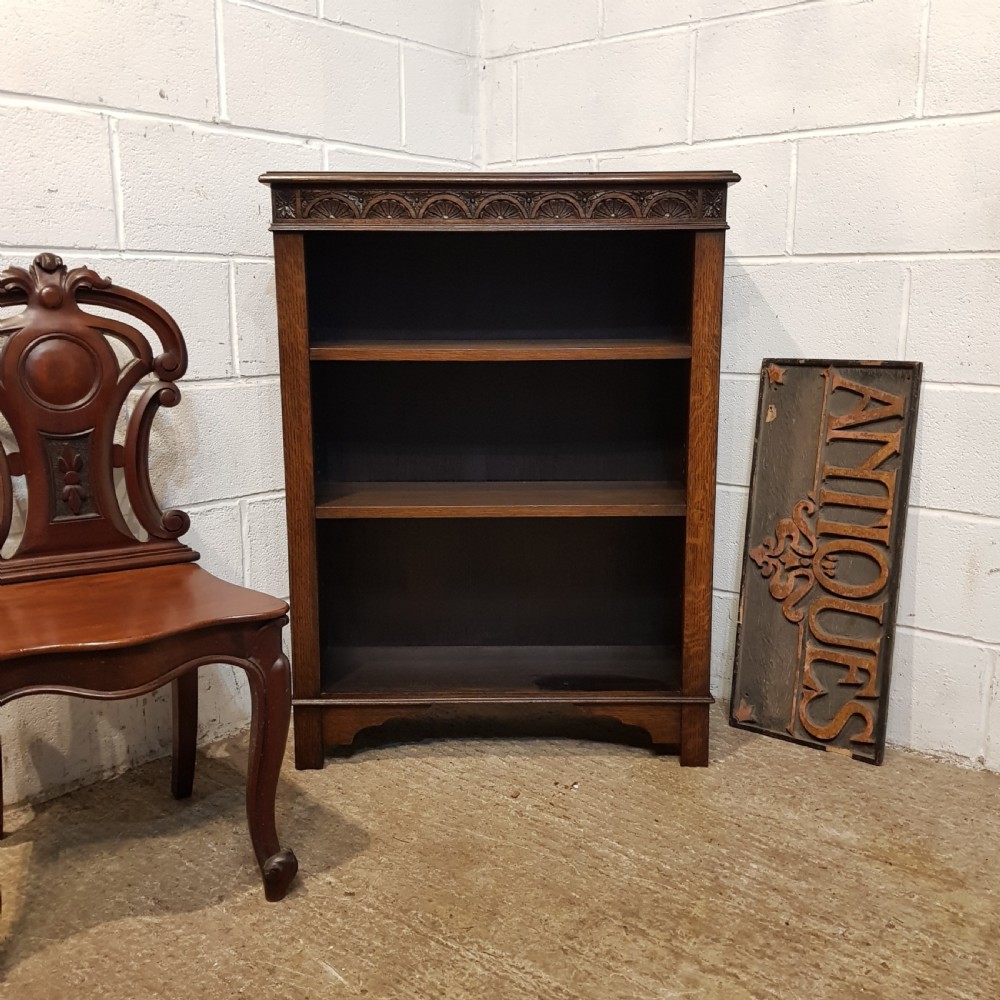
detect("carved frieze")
[268,183,730,226]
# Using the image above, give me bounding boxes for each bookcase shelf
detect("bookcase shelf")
[314,480,686,519]
[313,645,687,701]
[308,337,692,362]
[263,171,738,767]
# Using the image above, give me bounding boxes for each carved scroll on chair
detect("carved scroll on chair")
[0,254,297,901]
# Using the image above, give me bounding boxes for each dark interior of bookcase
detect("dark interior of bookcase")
[305,229,693,344]
[317,518,684,695]
[304,228,695,697]
[310,360,689,484]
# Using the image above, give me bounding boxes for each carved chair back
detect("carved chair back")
[0,253,196,583]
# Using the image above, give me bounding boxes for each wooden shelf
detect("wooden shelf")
[310,645,694,703]
[309,338,692,361]
[314,481,686,519]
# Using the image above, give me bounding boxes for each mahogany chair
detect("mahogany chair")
[0,253,298,901]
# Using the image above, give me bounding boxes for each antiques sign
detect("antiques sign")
[730,360,922,764]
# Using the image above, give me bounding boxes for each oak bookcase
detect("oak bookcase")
[261,172,739,767]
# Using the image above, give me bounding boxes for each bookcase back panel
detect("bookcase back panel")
[316,518,683,650]
[305,230,693,343]
[311,360,689,484]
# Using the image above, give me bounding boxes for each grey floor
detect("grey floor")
[1,708,997,999]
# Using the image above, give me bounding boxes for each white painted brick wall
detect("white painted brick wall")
[695,0,922,140]
[224,5,401,145]
[515,36,691,158]
[0,0,477,804]
[795,120,1000,253]
[2,0,998,802]
[403,48,478,160]
[323,0,478,55]
[484,0,1000,771]
[482,0,601,57]
[3,0,219,119]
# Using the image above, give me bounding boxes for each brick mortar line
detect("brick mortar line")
[161,488,286,512]
[978,655,996,762]
[730,252,1000,263]
[711,584,1000,650]
[710,487,1000,525]
[178,491,286,512]
[784,142,798,254]
[897,267,913,357]
[227,261,241,374]
[182,375,280,390]
[399,43,407,149]
[214,0,229,121]
[0,246,274,263]
[915,0,932,117]
[0,91,477,166]
[106,119,126,251]
[685,31,697,145]
[507,108,1000,163]
[5,250,998,265]
[483,0,837,61]
[229,0,477,58]
[238,497,252,588]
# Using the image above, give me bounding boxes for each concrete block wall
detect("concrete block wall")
[483,0,1000,768]
[1,0,997,801]
[0,0,477,803]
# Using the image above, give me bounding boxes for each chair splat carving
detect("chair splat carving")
[0,253,198,583]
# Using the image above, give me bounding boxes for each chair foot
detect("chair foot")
[262,848,299,902]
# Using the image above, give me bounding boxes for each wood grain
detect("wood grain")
[272,232,324,769]
[314,481,686,518]
[312,644,690,699]
[680,230,726,766]
[309,339,692,362]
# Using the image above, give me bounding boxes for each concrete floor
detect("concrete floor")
[0,709,997,999]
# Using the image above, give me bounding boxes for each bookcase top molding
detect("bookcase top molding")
[259,171,741,231]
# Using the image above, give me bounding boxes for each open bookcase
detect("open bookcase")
[261,173,738,767]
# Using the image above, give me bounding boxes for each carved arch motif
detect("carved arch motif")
[589,194,640,219]
[475,195,528,219]
[531,195,584,219]
[0,253,196,583]
[645,194,695,220]
[418,195,472,219]
[363,195,417,219]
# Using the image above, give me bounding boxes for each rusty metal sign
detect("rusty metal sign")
[730,359,922,764]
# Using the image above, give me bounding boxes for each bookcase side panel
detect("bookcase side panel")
[681,229,726,763]
[273,232,323,768]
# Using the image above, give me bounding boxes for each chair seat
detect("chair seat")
[0,563,288,661]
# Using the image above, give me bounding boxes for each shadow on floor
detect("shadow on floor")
[0,739,368,975]
[329,705,756,765]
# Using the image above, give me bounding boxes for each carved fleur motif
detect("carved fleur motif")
[57,445,87,515]
[703,189,725,218]
[733,698,758,725]
[273,190,296,219]
[749,496,819,624]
